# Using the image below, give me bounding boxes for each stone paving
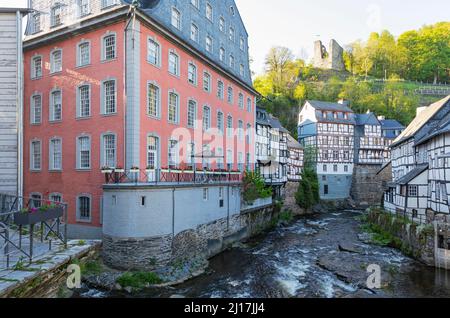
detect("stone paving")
[0,239,101,297]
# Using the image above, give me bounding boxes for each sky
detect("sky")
[3,0,449,76]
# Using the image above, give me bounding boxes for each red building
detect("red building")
[23,1,257,238]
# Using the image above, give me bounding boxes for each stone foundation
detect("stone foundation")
[351,164,388,208]
[103,204,276,271]
[283,181,311,216]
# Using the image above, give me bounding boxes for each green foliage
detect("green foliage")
[242,171,272,204]
[279,210,294,223]
[295,168,320,209]
[117,272,163,289]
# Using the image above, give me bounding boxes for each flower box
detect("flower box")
[114,168,125,173]
[14,206,64,226]
[171,170,183,174]
[101,168,113,174]
[130,167,140,173]
[184,170,195,174]
[145,169,156,173]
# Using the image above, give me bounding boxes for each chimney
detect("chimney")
[378,116,386,121]
[416,106,427,117]
[338,99,348,105]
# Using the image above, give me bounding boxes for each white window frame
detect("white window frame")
[168,90,180,124]
[203,72,211,92]
[76,194,92,223]
[168,51,180,76]
[187,99,197,128]
[30,93,42,125]
[101,133,117,168]
[77,40,91,67]
[101,79,117,115]
[147,81,161,118]
[76,83,91,118]
[147,37,161,67]
[31,55,42,79]
[50,49,62,74]
[171,7,181,30]
[30,139,42,171]
[101,32,117,61]
[188,62,197,85]
[49,88,62,122]
[49,137,62,171]
[76,135,91,170]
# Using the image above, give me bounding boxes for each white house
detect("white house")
[298,100,355,199]
[0,7,29,196]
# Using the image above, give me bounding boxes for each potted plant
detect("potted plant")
[161,166,170,173]
[114,166,125,173]
[101,166,113,174]
[145,165,156,173]
[14,204,64,226]
[130,166,140,173]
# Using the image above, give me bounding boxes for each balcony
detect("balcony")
[103,168,243,186]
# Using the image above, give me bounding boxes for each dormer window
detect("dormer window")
[50,4,62,27]
[78,0,90,17]
[334,112,338,119]
[206,3,213,22]
[322,111,326,119]
[31,13,41,34]
[344,113,348,119]
[171,8,181,30]
[230,6,235,16]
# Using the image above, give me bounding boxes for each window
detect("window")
[246,124,251,144]
[219,17,225,32]
[50,50,62,73]
[217,81,224,99]
[217,112,224,135]
[102,134,116,168]
[206,36,213,52]
[147,83,160,118]
[203,106,211,131]
[169,52,179,76]
[344,165,348,173]
[203,72,211,92]
[147,38,160,66]
[238,93,244,109]
[227,86,233,103]
[333,165,338,172]
[240,64,244,77]
[50,193,62,203]
[227,115,233,137]
[219,47,225,62]
[191,0,199,9]
[49,138,62,170]
[240,37,245,51]
[103,80,116,114]
[324,185,329,195]
[168,92,179,123]
[102,34,116,61]
[101,0,116,9]
[31,56,42,79]
[77,85,90,118]
[238,120,244,141]
[190,23,199,42]
[50,90,62,122]
[31,194,42,208]
[203,188,209,201]
[31,140,41,170]
[408,185,418,197]
[217,147,224,169]
[77,136,91,169]
[206,3,213,21]
[77,42,90,67]
[229,27,235,42]
[31,94,42,124]
[50,5,62,27]
[188,63,197,85]
[229,55,235,69]
[77,196,91,222]
[168,140,179,168]
[31,13,41,33]
[238,152,244,172]
[171,8,181,30]
[247,98,252,112]
[187,100,197,128]
[147,136,159,169]
[78,0,90,17]
[323,165,327,172]
[227,149,233,170]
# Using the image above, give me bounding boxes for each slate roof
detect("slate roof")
[392,96,450,147]
[415,111,450,146]
[355,113,380,126]
[307,100,353,113]
[397,164,429,185]
[268,114,290,134]
[287,134,302,149]
[256,107,270,126]
[380,119,405,130]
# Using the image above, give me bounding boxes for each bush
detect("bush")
[295,168,320,209]
[243,171,272,204]
[117,272,163,289]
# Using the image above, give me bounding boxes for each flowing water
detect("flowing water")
[76,210,450,298]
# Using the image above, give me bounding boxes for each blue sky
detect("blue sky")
[3,0,449,76]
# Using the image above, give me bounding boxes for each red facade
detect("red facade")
[23,15,256,233]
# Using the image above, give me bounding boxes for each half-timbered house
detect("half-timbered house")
[298,100,355,199]
[354,112,385,165]
[287,134,303,182]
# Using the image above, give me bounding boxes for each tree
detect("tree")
[295,168,320,209]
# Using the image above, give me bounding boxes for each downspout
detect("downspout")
[17,10,24,199]
[123,12,134,171]
[172,188,176,238]
[227,186,230,230]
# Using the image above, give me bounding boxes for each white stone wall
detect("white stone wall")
[102,184,242,239]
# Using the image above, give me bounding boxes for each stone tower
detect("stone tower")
[313,39,345,71]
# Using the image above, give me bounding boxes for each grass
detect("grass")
[71,258,103,275]
[116,272,163,289]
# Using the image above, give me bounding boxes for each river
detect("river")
[76,210,450,298]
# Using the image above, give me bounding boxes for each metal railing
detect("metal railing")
[104,168,243,185]
[0,193,68,270]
